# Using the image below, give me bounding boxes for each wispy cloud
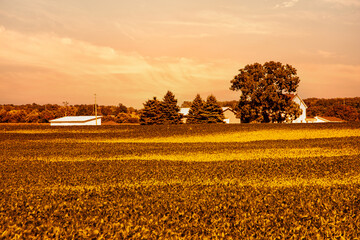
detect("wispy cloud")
[155,10,273,35]
[322,0,360,7]
[170,33,213,39]
[0,26,149,75]
[275,0,299,8]
[316,50,338,59]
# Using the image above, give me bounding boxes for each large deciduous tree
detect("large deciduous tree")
[161,91,183,124]
[230,61,302,123]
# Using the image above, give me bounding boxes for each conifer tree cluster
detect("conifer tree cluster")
[140,91,183,125]
[186,94,225,124]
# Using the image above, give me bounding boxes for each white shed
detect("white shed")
[49,116,102,126]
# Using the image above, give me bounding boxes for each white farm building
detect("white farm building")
[49,116,102,126]
[287,94,307,123]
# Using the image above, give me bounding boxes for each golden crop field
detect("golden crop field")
[1,123,360,239]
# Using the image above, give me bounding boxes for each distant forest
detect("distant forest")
[0,103,139,124]
[304,97,360,121]
[1,97,359,123]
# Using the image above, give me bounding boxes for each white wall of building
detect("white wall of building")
[50,116,102,126]
[292,95,307,123]
[50,119,101,126]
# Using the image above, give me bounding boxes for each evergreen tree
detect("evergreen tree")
[203,95,225,123]
[186,94,205,124]
[139,97,163,125]
[161,91,182,124]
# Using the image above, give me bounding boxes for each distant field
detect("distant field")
[1,123,360,239]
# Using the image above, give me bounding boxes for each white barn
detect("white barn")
[49,116,102,126]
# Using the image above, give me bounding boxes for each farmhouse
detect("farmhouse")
[179,107,240,124]
[49,116,102,126]
[287,94,307,123]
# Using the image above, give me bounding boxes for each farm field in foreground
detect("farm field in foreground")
[1,123,360,239]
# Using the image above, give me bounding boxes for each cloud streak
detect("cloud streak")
[154,10,274,36]
[275,0,299,8]
[322,0,360,7]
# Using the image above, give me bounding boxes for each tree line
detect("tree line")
[305,98,360,121]
[139,91,225,125]
[0,103,139,124]
[3,96,358,124]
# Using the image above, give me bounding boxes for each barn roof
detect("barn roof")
[316,116,345,122]
[222,107,237,113]
[50,116,102,123]
[285,93,308,109]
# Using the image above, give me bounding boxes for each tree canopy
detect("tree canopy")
[230,61,302,123]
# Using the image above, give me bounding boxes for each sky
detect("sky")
[0,0,359,108]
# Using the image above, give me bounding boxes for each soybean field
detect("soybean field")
[1,123,360,239]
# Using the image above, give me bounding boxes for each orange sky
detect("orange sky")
[0,0,359,108]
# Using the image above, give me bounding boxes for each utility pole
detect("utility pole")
[63,101,69,116]
[95,94,98,125]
